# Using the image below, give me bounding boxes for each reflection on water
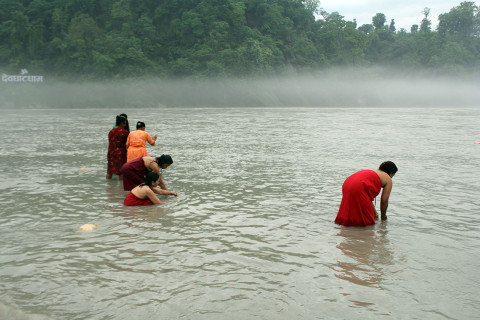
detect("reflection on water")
[104,179,125,209]
[334,224,393,289]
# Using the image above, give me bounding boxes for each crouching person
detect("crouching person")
[124,172,177,206]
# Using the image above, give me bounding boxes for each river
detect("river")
[0,106,479,319]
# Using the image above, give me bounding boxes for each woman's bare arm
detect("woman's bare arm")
[152,188,177,196]
[145,188,164,204]
[380,179,392,219]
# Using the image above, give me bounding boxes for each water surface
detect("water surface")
[0,107,479,319]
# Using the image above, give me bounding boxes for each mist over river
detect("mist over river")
[2,70,479,109]
[0,84,479,319]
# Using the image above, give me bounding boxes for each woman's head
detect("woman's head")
[116,115,127,127]
[156,154,173,169]
[136,121,146,130]
[144,172,160,187]
[116,113,130,132]
[379,161,398,176]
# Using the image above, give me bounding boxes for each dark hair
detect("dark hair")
[136,121,146,130]
[140,172,160,188]
[115,115,126,126]
[156,154,173,165]
[118,114,130,132]
[379,161,398,175]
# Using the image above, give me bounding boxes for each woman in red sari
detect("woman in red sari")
[120,154,173,191]
[106,116,129,179]
[124,172,177,206]
[335,161,398,226]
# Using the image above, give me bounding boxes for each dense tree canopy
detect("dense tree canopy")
[0,0,479,78]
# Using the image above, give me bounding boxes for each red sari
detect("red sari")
[124,192,153,206]
[107,126,129,175]
[335,170,381,227]
[120,157,149,191]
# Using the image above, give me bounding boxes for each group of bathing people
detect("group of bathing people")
[106,114,177,206]
[106,114,398,226]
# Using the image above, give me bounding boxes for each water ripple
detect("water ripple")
[1,107,479,319]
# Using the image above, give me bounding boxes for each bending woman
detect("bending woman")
[334,161,398,226]
[124,172,177,206]
[126,121,157,163]
[120,154,173,191]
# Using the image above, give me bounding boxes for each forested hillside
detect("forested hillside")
[1,0,479,78]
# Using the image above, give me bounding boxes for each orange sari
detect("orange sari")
[126,130,155,162]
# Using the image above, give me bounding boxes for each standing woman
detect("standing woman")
[120,155,174,191]
[126,121,157,163]
[106,115,129,179]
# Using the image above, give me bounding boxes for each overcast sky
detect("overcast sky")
[318,1,471,31]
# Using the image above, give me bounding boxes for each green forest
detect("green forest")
[1,0,479,79]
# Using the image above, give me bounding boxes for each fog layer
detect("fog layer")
[1,68,479,109]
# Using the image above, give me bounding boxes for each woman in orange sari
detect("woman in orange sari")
[126,121,157,163]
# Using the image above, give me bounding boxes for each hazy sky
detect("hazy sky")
[319,1,469,30]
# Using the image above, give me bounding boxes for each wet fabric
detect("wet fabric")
[335,170,381,227]
[107,126,129,175]
[124,192,153,206]
[120,157,149,191]
[126,130,155,163]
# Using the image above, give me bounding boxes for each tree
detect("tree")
[437,1,478,40]
[420,8,431,32]
[389,19,396,32]
[8,11,30,60]
[65,14,105,72]
[302,0,319,15]
[0,0,23,22]
[358,24,374,34]
[1,0,479,78]
[110,0,133,30]
[372,13,386,30]
[429,41,475,72]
